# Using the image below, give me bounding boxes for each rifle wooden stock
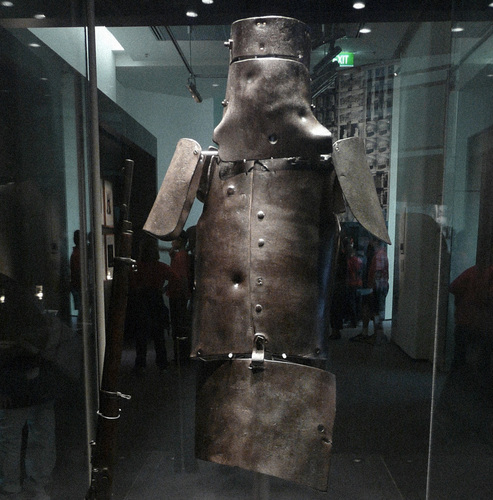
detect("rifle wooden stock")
[86,160,134,499]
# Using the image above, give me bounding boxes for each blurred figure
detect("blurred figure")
[367,240,389,341]
[329,241,348,340]
[167,231,192,364]
[346,246,363,328]
[359,238,376,339]
[0,274,56,500]
[450,264,493,374]
[351,239,388,344]
[126,236,175,375]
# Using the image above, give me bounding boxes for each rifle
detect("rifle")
[86,159,135,499]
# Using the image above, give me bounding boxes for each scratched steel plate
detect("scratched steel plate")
[144,138,205,240]
[213,58,332,162]
[332,137,390,244]
[195,359,336,491]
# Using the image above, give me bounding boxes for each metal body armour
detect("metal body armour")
[144,16,389,492]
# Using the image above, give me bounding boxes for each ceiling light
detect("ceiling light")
[186,10,198,18]
[34,13,45,19]
[359,27,371,34]
[1,1,14,7]
[451,26,464,32]
[489,2,493,7]
[29,43,41,48]
[202,0,214,4]
[353,2,365,9]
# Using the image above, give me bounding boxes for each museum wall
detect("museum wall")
[114,84,214,237]
[31,25,216,238]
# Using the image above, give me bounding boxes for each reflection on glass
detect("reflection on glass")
[0,3,491,498]
[0,12,90,498]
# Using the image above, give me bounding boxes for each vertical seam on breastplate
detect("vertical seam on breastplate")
[248,167,255,336]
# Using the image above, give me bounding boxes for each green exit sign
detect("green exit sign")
[333,52,354,67]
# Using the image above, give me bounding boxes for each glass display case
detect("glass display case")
[1,1,492,498]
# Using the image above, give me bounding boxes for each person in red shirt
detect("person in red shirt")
[449,264,493,371]
[346,247,363,328]
[351,239,388,344]
[126,236,176,374]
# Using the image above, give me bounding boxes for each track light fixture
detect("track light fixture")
[186,77,202,103]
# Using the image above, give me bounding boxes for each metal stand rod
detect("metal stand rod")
[176,336,186,473]
[252,472,270,500]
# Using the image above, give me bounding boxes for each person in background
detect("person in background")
[346,246,363,328]
[367,240,389,342]
[167,231,192,364]
[126,236,175,375]
[0,274,57,500]
[329,241,348,340]
[358,238,376,340]
[351,239,388,344]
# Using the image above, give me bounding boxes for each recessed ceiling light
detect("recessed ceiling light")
[359,27,371,34]
[1,1,14,7]
[202,0,214,4]
[212,83,219,87]
[489,2,493,7]
[29,43,41,48]
[34,13,45,19]
[451,26,464,32]
[186,10,198,17]
[353,2,365,9]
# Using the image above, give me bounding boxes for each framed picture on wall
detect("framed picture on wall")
[103,180,114,228]
[105,233,115,280]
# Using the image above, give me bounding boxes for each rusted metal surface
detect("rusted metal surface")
[213,17,332,162]
[228,16,312,66]
[144,138,205,240]
[214,58,332,162]
[143,15,393,491]
[192,156,339,360]
[195,359,336,491]
[332,137,391,244]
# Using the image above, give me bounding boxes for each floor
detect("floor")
[49,322,493,499]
